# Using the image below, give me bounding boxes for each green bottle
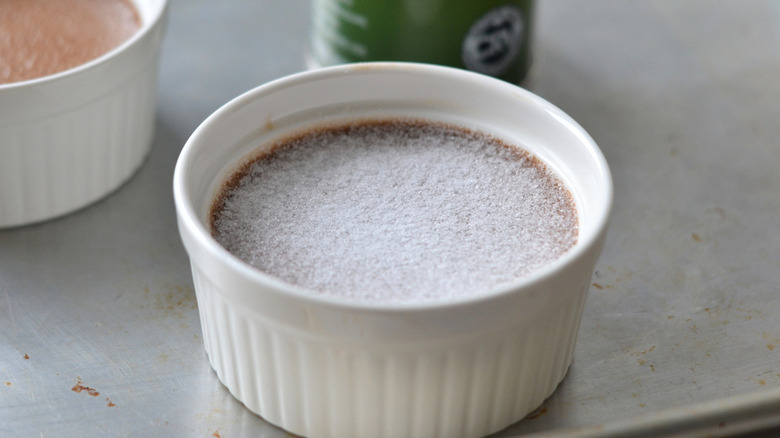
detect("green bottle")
[310,0,535,84]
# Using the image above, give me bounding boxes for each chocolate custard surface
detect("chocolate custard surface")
[0,0,141,84]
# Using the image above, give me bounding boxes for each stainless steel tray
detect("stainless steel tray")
[3,0,779,436]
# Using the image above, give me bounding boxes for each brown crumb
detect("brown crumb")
[23,354,29,360]
[526,407,548,420]
[4,382,11,386]
[72,377,100,397]
[106,398,116,407]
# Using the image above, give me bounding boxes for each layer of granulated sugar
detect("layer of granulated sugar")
[211,120,578,304]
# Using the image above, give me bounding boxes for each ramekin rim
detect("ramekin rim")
[173,61,613,313]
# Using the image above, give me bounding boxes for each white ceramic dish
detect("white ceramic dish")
[174,62,612,438]
[0,0,168,228]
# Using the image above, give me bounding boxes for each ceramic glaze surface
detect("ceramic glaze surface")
[174,63,612,438]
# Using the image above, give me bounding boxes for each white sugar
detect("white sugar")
[211,119,578,304]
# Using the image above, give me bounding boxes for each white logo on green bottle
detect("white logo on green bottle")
[462,5,524,77]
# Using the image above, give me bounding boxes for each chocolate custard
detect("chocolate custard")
[210,119,578,303]
[0,0,141,84]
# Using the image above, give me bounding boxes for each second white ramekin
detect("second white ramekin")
[0,0,168,228]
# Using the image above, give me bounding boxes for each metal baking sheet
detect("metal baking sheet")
[2,0,780,436]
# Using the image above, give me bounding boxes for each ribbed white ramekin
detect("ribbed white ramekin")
[0,0,168,228]
[174,63,612,438]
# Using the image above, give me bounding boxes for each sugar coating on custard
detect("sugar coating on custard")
[0,0,141,84]
[211,119,578,304]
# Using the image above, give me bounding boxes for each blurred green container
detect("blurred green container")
[309,0,535,84]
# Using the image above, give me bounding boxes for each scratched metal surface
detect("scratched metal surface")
[2,1,780,437]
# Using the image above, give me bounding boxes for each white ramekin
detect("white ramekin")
[0,0,168,228]
[174,62,612,438]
